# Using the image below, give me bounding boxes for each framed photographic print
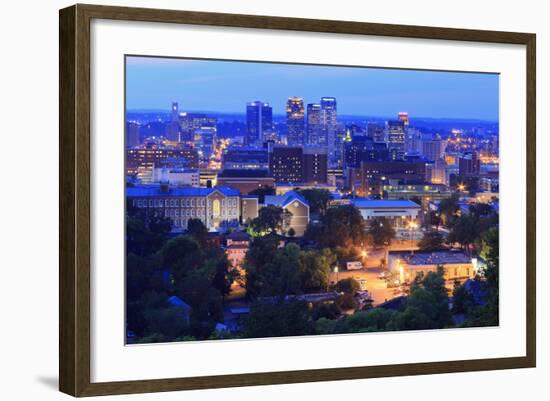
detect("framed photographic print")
[59,4,536,397]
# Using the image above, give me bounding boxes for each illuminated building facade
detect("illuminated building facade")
[306,103,323,145]
[286,97,305,145]
[269,145,303,183]
[320,97,337,162]
[127,185,245,232]
[178,112,217,142]
[126,141,199,176]
[459,151,481,176]
[246,101,273,145]
[385,120,406,160]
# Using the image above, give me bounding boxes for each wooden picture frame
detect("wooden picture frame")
[59,3,536,397]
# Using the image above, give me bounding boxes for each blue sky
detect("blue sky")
[126,56,499,121]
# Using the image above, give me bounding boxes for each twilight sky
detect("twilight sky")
[126,56,499,121]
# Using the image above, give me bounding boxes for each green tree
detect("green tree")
[250,205,291,235]
[388,266,452,331]
[312,302,341,320]
[306,205,367,248]
[438,195,460,227]
[367,217,396,247]
[186,218,208,247]
[337,277,360,295]
[418,231,445,251]
[336,293,357,311]
[298,249,333,292]
[452,280,474,315]
[464,227,499,327]
[296,188,333,215]
[258,243,302,297]
[126,213,172,256]
[345,308,397,332]
[243,235,280,299]
[248,186,275,203]
[142,306,189,340]
[447,215,479,253]
[242,300,314,338]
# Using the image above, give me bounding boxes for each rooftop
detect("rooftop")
[127,185,240,197]
[390,250,472,265]
[352,199,421,209]
[218,169,271,178]
[265,191,308,207]
[226,231,250,242]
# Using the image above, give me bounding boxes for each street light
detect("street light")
[334,266,339,292]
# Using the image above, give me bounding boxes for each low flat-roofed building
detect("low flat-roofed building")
[351,199,421,228]
[383,183,453,209]
[264,191,310,236]
[274,183,337,195]
[152,168,200,187]
[388,250,476,284]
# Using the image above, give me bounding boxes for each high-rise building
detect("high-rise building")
[306,103,323,145]
[171,102,179,122]
[398,112,409,130]
[269,145,303,183]
[425,158,448,185]
[178,112,217,142]
[386,120,406,160]
[222,147,269,170]
[360,159,427,196]
[194,127,216,161]
[303,147,328,184]
[459,152,481,177]
[165,102,181,141]
[405,127,423,155]
[286,97,305,145]
[320,97,337,159]
[343,137,389,168]
[422,136,447,161]
[126,122,141,148]
[246,101,273,145]
[367,123,385,142]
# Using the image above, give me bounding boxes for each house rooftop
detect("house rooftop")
[265,190,308,207]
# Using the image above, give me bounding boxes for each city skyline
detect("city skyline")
[126,56,499,121]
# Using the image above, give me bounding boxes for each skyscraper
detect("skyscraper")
[459,152,480,177]
[321,97,337,160]
[166,101,181,141]
[405,127,423,155]
[386,120,406,160]
[269,145,303,183]
[368,123,385,142]
[126,122,141,148]
[303,147,328,184]
[246,101,273,145]
[306,103,322,145]
[398,112,409,130]
[178,112,217,142]
[286,97,305,145]
[171,102,179,122]
[422,135,447,161]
